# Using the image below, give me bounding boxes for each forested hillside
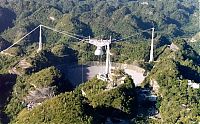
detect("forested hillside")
[0,0,199,124]
[0,0,198,63]
[143,39,200,123]
[0,0,199,42]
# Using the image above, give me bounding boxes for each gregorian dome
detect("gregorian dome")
[94,46,104,56]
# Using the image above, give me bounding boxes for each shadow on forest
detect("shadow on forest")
[57,64,90,87]
[0,74,17,124]
[0,7,16,33]
[83,86,158,123]
[134,86,158,121]
[179,65,200,83]
[83,103,131,123]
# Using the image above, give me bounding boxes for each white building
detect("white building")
[188,80,200,89]
[141,2,149,5]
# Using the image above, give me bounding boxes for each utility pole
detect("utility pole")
[149,27,155,62]
[37,25,42,53]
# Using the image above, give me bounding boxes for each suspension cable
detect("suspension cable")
[1,25,40,53]
[40,25,83,41]
[0,24,154,53]
[62,31,87,39]
[112,28,153,42]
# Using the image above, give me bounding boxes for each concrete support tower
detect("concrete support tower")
[105,37,112,75]
[149,27,155,62]
[37,25,42,53]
